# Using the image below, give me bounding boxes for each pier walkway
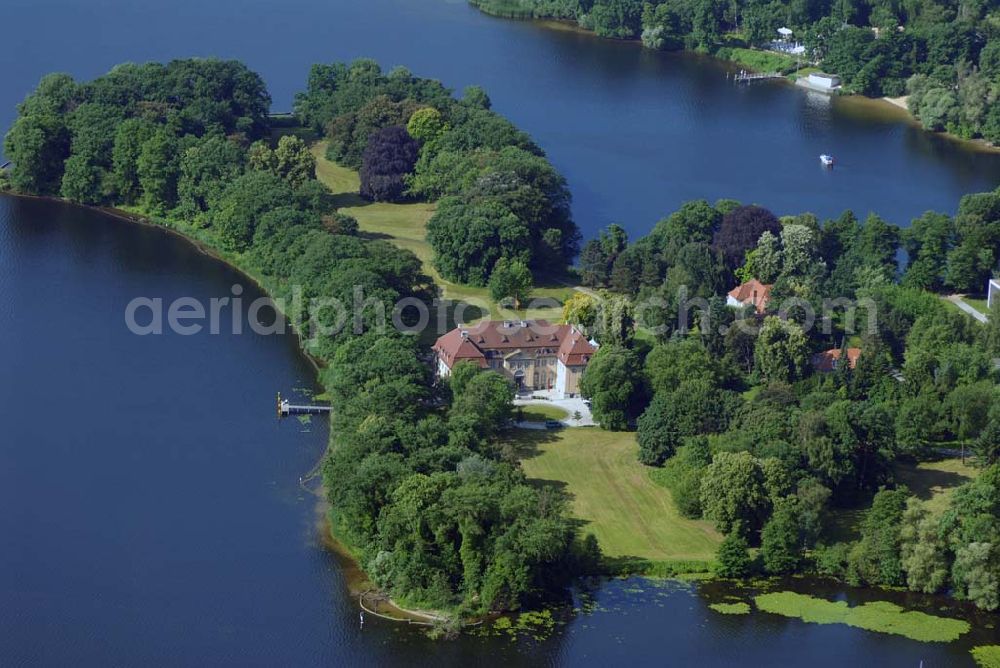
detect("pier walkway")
[731,71,783,84]
[276,393,331,417]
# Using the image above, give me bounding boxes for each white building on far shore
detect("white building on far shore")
[987,278,1000,310]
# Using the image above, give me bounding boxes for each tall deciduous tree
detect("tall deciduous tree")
[899,498,949,594]
[700,451,770,536]
[636,393,681,465]
[249,135,316,188]
[593,294,635,347]
[137,128,181,212]
[361,126,420,202]
[713,204,782,271]
[715,529,753,577]
[406,107,447,143]
[212,171,293,251]
[111,118,158,204]
[177,133,246,217]
[848,487,909,586]
[488,257,533,309]
[761,498,803,574]
[754,317,809,383]
[579,345,646,431]
[562,292,599,333]
[427,197,529,285]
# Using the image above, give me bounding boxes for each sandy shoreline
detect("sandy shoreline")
[882,95,910,111]
[877,95,1000,153]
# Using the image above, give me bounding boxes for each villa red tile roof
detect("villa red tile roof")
[557,328,595,366]
[433,320,595,370]
[728,279,772,314]
[812,347,861,372]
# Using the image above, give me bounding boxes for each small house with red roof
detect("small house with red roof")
[812,347,861,372]
[433,319,597,397]
[727,278,772,314]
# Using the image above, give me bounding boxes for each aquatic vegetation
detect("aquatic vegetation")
[708,602,751,615]
[515,609,557,639]
[972,646,1000,668]
[478,608,560,641]
[673,571,714,581]
[754,592,970,643]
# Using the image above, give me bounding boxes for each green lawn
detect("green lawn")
[965,297,989,314]
[826,456,977,542]
[517,404,569,422]
[893,456,978,515]
[312,142,574,324]
[942,295,989,319]
[790,66,821,80]
[717,46,798,73]
[510,428,721,561]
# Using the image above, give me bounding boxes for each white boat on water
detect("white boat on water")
[820,154,835,166]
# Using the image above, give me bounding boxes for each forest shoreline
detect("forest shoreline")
[477,10,1000,154]
[0,188,494,625]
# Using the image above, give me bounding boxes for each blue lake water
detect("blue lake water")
[2,0,1000,664]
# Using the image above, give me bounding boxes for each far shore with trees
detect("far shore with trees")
[470,0,1000,145]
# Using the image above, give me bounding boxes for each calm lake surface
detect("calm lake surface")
[2,0,1000,665]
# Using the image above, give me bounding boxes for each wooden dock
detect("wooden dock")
[731,71,784,84]
[276,392,331,417]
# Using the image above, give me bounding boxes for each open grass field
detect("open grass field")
[825,456,978,542]
[942,294,990,319]
[717,46,798,74]
[893,456,978,515]
[509,428,721,561]
[965,296,989,314]
[312,142,575,324]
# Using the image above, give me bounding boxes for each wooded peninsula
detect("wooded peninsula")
[3,57,1000,626]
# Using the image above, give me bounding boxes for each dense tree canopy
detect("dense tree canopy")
[580,345,647,431]
[4,60,270,200]
[567,182,1000,610]
[293,59,580,284]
